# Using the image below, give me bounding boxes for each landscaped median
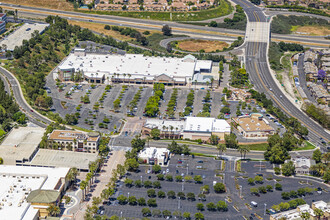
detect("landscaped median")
[78,0,233,21]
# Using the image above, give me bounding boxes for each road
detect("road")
[297,54,315,103]
[2,3,330,48]
[0,66,52,128]
[232,0,330,148]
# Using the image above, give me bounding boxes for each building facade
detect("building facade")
[48,130,100,154]
[138,147,170,166]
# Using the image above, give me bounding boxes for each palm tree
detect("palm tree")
[47,204,60,217]
[238,146,245,159]
[217,144,226,158]
[241,146,250,159]
[313,208,324,220]
[175,127,179,139]
[80,180,88,200]
[123,73,126,84]
[128,74,131,86]
[67,167,79,188]
[300,212,310,220]
[194,80,197,90]
[143,76,146,86]
[170,125,174,139]
[111,75,114,85]
[311,163,326,176]
[67,142,73,151]
[162,125,166,138]
[210,78,214,89]
[322,152,330,165]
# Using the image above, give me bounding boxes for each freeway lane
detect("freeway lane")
[233,0,330,148]
[0,67,51,128]
[3,3,329,48]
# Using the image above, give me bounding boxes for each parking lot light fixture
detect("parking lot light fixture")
[264,203,267,216]
[120,211,122,218]
[187,164,189,175]
[182,181,184,191]
[140,176,143,182]
[223,174,225,184]
[239,185,242,198]
[259,160,262,172]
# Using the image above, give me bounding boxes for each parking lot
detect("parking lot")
[102,155,249,219]
[46,72,286,138]
[238,161,330,218]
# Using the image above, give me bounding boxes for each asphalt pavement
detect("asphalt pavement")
[233,0,330,148]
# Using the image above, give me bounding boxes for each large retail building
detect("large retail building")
[57,49,213,86]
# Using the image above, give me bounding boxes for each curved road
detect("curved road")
[0,67,52,128]
[232,0,330,148]
[2,3,329,48]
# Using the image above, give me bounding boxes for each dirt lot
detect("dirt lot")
[177,39,229,52]
[293,25,330,36]
[1,0,74,10]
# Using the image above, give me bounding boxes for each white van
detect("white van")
[251,201,258,207]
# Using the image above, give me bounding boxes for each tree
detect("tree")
[323,170,330,183]
[104,25,110,30]
[147,198,157,207]
[162,25,172,36]
[117,195,127,205]
[138,197,146,206]
[183,212,191,219]
[124,178,134,187]
[144,180,152,188]
[217,200,228,211]
[152,165,161,174]
[163,210,172,218]
[141,207,151,217]
[153,181,161,189]
[209,135,218,145]
[266,185,273,192]
[157,174,164,180]
[47,204,60,216]
[167,190,176,199]
[209,21,217,27]
[281,161,295,176]
[289,190,298,198]
[275,183,282,190]
[258,186,267,194]
[194,212,204,220]
[177,192,185,200]
[165,174,173,181]
[152,209,161,217]
[196,203,204,211]
[173,211,182,219]
[184,175,193,182]
[248,178,255,185]
[250,188,259,195]
[176,175,183,182]
[150,128,160,140]
[264,144,288,164]
[147,189,156,198]
[281,192,290,200]
[214,183,226,193]
[206,202,216,211]
[300,212,311,220]
[254,176,263,184]
[128,196,137,205]
[224,133,238,149]
[217,144,226,158]
[312,149,322,163]
[125,158,139,172]
[131,135,146,152]
[238,145,250,159]
[314,208,324,219]
[187,192,195,201]
[194,175,203,184]
[158,190,166,198]
[117,164,126,178]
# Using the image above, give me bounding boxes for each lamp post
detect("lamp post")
[120,211,123,218]
[223,173,225,184]
[140,176,142,182]
[259,160,262,172]
[187,164,189,175]
[264,203,267,216]
[239,185,242,198]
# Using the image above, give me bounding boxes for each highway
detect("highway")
[2,3,329,48]
[232,0,330,148]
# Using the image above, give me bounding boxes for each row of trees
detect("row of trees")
[303,103,330,129]
[166,88,178,119]
[108,25,149,46]
[310,150,330,183]
[144,83,165,117]
[183,89,195,116]
[210,5,246,31]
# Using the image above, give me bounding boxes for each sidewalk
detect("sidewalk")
[73,150,126,219]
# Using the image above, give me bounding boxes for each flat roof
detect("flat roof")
[49,130,99,142]
[58,53,212,81]
[28,149,98,170]
[0,165,69,219]
[1,23,49,51]
[0,127,45,165]
[184,117,231,133]
[144,119,185,132]
[139,147,169,160]
[233,115,274,132]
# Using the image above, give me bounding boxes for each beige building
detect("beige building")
[232,113,275,139]
[290,156,316,175]
[48,130,100,154]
